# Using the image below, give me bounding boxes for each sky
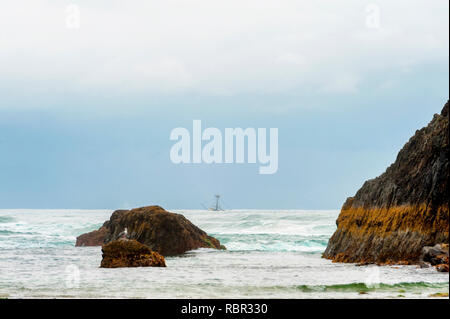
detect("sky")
[0,0,448,209]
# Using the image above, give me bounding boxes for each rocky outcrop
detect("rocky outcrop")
[76,205,225,256]
[100,239,166,268]
[75,226,109,246]
[75,210,129,246]
[436,263,449,272]
[323,101,449,264]
[421,244,449,272]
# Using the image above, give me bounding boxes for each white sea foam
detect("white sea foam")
[0,209,448,298]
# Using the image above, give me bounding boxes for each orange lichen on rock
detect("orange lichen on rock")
[100,239,166,268]
[435,263,449,272]
[324,204,448,263]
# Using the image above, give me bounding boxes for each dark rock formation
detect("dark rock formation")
[75,210,129,246]
[75,226,108,247]
[100,239,166,268]
[76,205,225,256]
[421,243,449,272]
[421,244,448,264]
[323,101,449,264]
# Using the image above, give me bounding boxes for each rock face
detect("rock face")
[100,239,166,268]
[323,102,449,264]
[76,205,225,256]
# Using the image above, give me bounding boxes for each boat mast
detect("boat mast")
[215,194,220,211]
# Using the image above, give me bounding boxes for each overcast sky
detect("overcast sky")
[0,1,448,209]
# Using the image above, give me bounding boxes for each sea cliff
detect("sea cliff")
[323,101,449,265]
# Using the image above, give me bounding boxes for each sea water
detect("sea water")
[0,209,448,299]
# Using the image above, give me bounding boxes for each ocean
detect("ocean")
[0,209,448,299]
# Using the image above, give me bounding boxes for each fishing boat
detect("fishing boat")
[202,194,225,211]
